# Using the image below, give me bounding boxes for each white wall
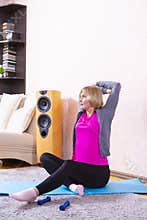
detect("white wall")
[26,0,147,177]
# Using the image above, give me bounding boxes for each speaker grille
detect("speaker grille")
[39,90,47,95]
[37,96,51,112]
[37,114,51,138]
[38,114,51,129]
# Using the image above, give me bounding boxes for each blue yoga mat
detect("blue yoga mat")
[0,178,147,195]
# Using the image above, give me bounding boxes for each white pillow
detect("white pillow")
[0,93,24,130]
[24,92,36,108]
[6,106,35,133]
[0,104,14,130]
[0,93,24,110]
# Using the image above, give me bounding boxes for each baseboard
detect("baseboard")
[110,170,147,183]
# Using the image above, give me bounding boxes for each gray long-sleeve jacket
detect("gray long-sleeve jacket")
[72,81,121,157]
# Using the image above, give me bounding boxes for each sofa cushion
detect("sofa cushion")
[0,93,24,109]
[6,107,35,133]
[0,93,24,130]
[4,92,36,133]
[0,131,35,148]
[23,92,36,108]
[0,131,36,165]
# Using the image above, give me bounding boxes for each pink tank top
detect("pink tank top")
[72,112,108,165]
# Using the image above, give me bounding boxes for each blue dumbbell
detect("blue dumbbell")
[59,200,70,211]
[37,196,51,205]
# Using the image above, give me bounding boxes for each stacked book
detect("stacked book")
[0,22,17,77]
[2,45,16,77]
[0,23,13,41]
[2,22,21,41]
[2,22,15,32]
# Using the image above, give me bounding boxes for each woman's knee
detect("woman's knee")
[40,152,50,165]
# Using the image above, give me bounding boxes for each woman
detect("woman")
[9,81,121,202]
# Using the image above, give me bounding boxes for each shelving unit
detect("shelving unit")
[0,2,26,94]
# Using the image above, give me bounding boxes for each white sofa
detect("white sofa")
[0,93,37,165]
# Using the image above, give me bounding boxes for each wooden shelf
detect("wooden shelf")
[0,40,25,44]
[0,3,26,94]
[0,77,24,80]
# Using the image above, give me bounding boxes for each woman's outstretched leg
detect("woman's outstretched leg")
[9,153,64,202]
[9,160,82,201]
[9,187,39,202]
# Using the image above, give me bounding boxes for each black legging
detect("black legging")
[36,153,110,195]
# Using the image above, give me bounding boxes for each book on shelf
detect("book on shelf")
[3,45,16,50]
[3,49,16,55]
[3,71,16,78]
[3,54,16,61]
[0,22,15,41]
[0,22,21,41]
[3,53,16,58]
[2,22,15,32]
[2,22,15,27]
[3,45,16,57]
[3,60,16,65]
[3,63,16,69]
[0,32,21,41]
[3,63,16,70]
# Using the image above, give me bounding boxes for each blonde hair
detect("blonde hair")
[79,86,103,109]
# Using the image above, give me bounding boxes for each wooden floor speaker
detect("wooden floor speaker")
[36,90,62,162]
